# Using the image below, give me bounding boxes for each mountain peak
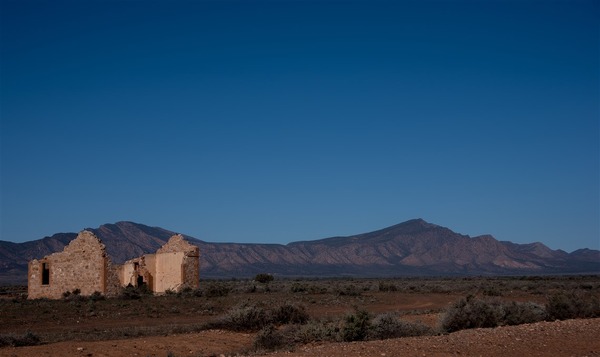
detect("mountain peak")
[401,218,435,228]
[377,218,443,235]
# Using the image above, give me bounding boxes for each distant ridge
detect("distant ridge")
[1,219,598,284]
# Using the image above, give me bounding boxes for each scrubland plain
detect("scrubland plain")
[1,275,599,356]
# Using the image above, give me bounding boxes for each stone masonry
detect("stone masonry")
[28,231,112,299]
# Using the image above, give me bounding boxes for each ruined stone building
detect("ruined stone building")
[118,234,200,294]
[28,231,200,299]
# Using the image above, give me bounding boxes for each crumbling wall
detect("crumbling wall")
[28,231,116,299]
[104,260,122,297]
[120,255,155,290]
[155,234,200,292]
[182,251,200,289]
[144,254,156,291]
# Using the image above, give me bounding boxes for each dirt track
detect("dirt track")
[2,318,599,357]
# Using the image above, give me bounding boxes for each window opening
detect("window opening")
[42,262,50,285]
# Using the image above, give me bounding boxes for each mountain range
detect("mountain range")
[1,219,598,284]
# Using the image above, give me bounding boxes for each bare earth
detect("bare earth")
[2,318,599,357]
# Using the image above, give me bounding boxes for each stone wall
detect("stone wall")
[28,231,115,299]
[156,234,200,291]
[182,250,200,289]
[155,251,185,292]
[104,260,122,297]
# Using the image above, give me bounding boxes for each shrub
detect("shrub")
[217,301,310,332]
[482,286,502,297]
[291,283,307,293]
[370,313,433,340]
[175,286,204,298]
[546,291,600,320]
[309,284,328,294]
[255,273,275,284]
[203,283,230,298]
[220,303,270,331]
[253,324,288,351]
[272,303,309,325]
[342,308,371,341]
[89,291,105,301]
[440,296,503,332]
[120,284,152,300]
[502,302,547,325]
[289,320,341,344]
[63,289,87,302]
[378,281,398,292]
[336,284,361,296]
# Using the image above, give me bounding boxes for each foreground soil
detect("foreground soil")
[2,318,599,357]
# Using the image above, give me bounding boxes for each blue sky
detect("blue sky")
[1,0,598,252]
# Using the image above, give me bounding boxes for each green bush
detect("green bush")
[546,291,600,320]
[220,303,270,331]
[378,281,398,292]
[272,303,309,324]
[502,302,547,325]
[217,301,310,332]
[441,296,503,332]
[336,284,362,296]
[89,291,105,301]
[120,284,152,300]
[441,296,553,332]
[291,283,307,293]
[289,320,341,344]
[255,273,275,284]
[62,289,87,302]
[253,324,288,351]
[203,283,230,297]
[482,286,502,297]
[342,308,371,341]
[369,313,433,339]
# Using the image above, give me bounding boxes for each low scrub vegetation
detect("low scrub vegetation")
[440,290,600,333]
[252,308,435,352]
[213,302,310,332]
[370,312,434,339]
[1,275,598,351]
[119,284,152,300]
[546,290,600,320]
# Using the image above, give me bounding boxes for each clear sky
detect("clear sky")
[1,0,598,252]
